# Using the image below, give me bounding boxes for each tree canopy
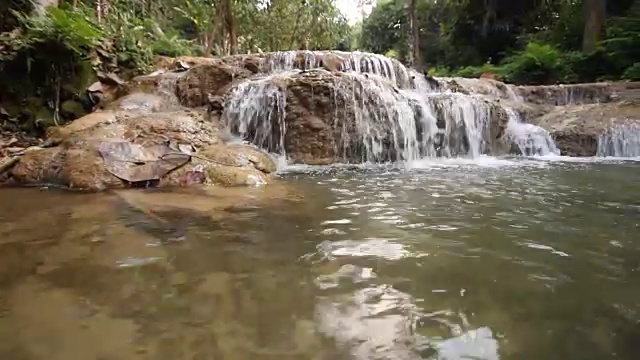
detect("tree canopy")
[359,0,640,84]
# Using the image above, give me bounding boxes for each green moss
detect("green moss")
[60,100,87,120]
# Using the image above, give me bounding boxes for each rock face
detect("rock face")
[3,93,276,190]
[531,101,640,156]
[513,82,640,156]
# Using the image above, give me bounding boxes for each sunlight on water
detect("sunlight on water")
[1,159,639,360]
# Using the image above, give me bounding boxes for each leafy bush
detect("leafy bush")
[428,67,451,77]
[1,6,104,131]
[601,10,640,77]
[146,24,201,58]
[452,62,502,78]
[499,42,576,85]
[622,62,640,80]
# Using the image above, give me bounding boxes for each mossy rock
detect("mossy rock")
[60,100,87,120]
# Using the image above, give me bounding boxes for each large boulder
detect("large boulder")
[175,62,254,107]
[7,94,277,190]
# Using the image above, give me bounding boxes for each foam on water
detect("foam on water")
[504,109,560,156]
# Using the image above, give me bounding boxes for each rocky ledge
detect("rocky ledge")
[513,81,640,156]
[1,92,276,191]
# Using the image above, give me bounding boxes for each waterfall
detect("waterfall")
[222,50,559,164]
[504,109,560,156]
[154,71,184,108]
[223,72,290,154]
[597,123,640,157]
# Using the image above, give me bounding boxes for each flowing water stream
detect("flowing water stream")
[1,51,639,359]
[1,157,639,360]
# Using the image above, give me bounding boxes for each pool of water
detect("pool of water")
[0,157,638,360]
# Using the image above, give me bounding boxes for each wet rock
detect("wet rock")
[321,53,346,72]
[198,143,276,173]
[205,166,268,187]
[153,55,219,71]
[8,109,275,190]
[513,83,614,106]
[97,71,125,86]
[105,93,167,113]
[175,62,253,107]
[45,111,118,145]
[532,101,640,156]
[206,94,225,115]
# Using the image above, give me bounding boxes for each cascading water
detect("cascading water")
[222,50,560,164]
[504,109,560,156]
[597,123,640,157]
[224,73,290,154]
[154,71,184,108]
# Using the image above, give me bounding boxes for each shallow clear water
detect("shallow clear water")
[0,157,639,360]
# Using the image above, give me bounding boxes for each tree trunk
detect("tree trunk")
[582,0,607,53]
[406,0,422,69]
[480,0,496,39]
[214,0,226,55]
[225,0,237,54]
[203,32,212,56]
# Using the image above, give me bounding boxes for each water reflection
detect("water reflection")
[0,160,639,359]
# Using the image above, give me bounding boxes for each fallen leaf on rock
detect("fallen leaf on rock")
[164,139,196,155]
[98,141,191,183]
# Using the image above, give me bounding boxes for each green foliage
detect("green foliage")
[0,0,33,32]
[453,63,501,79]
[18,6,104,54]
[150,33,201,58]
[359,0,405,56]
[0,4,104,131]
[622,62,640,81]
[499,43,576,85]
[359,0,640,85]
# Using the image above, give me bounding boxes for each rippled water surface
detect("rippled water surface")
[1,158,639,360]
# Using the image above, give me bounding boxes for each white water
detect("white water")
[223,50,560,164]
[154,71,184,108]
[597,123,640,157]
[223,72,291,154]
[504,109,560,156]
